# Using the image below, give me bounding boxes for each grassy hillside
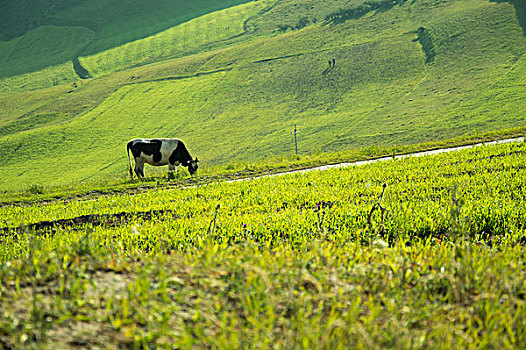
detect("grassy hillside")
[0,26,95,78]
[0,0,525,191]
[0,0,253,78]
[79,1,273,77]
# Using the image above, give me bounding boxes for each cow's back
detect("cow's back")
[158,138,180,156]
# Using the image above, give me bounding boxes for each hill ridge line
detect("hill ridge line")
[123,54,306,86]
[128,67,234,85]
[492,52,526,88]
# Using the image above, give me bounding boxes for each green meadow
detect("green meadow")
[0,0,252,77]
[79,1,273,77]
[1,0,526,347]
[0,140,525,348]
[0,25,95,79]
[0,0,524,184]
[1,0,525,191]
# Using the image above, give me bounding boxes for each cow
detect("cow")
[127,138,199,180]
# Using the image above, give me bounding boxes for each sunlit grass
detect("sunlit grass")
[1,0,525,192]
[0,140,525,348]
[0,62,78,95]
[80,0,272,77]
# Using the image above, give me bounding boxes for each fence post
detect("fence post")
[292,124,301,155]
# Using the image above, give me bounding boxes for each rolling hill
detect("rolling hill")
[0,0,525,191]
[0,0,252,78]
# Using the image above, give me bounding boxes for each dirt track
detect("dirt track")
[228,137,525,182]
[0,209,179,239]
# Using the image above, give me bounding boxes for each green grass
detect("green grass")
[0,0,268,93]
[0,140,525,348]
[0,0,254,78]
[1,1,526,347]
[0,62,79,95]
[0,0,525,191]
[79,1,273,77]
[0,26,95,78]
[0,125,522,206]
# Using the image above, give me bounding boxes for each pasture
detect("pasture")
[1,0,525,191]
[0,0,253,78]
[0,139,525,348]
[79,1,273,78]
[0,0,525,347]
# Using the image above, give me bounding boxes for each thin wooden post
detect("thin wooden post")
[292,124,301,155]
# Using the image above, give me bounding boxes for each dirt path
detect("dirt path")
[0,209,180,240]
[228,136,525,183]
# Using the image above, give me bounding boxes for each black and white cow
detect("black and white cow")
[127,138,199,179]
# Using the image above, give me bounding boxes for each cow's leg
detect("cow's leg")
[168,163,176,180]
[134,165,142,179]
[134,158,145,180]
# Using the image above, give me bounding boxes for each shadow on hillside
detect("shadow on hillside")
[1,0,253,79]
[490,0,526,35]
[324,0,408,25]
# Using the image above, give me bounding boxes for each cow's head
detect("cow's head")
[187,157,199,175]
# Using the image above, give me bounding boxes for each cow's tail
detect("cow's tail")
[127,141,134,180]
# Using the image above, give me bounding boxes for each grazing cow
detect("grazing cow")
[127,138,199,179]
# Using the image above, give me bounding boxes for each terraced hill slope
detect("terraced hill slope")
[0,0,252,78]
[0,0,525,190]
